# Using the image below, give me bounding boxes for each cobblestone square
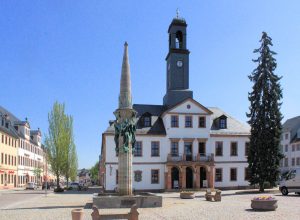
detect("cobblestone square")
[1,188,299,220]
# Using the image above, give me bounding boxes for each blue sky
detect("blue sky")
[1,1,299,168]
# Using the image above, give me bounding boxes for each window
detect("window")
[144,116,151,127]
[116,169,118,184]
[198,142,206,155]
[231,142,238,156]
[215,168,222,182]
[285,145,288,152]
[296,157,300,166]
[184,142,193,161]
[185,116,192,128]
[292,145,295,152]
[198,117,206,128]
[297,144,300,151]
[134,141,142,157]
[134,170,142,182]
[170,141,179,156]
[285,133,289,140]
[284,158,288,167]
[230,168,237,181]
[175,31,183,49]
[151,141,160,157]
[215,142,223,156]
[220,118,227,129]
[171,115,179,127]
[245,142,250,156]
[292,158,295,166]
[245,168,251,181]
[151,170,159,184]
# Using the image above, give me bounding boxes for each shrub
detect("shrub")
[54,187,64,193]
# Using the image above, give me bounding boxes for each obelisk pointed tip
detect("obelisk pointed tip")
[119,41,132,109]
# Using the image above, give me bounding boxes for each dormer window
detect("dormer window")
[220,118,226,129]
[217,115,227,129]
[144,116,151,127]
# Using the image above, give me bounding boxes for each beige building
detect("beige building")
[0,114,19,189]
[0,106,46,188]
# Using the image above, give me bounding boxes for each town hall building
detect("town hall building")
[100,16,251,191]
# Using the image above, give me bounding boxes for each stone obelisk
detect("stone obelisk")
[114,42,136,196]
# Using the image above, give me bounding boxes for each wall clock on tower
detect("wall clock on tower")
[177,60,183,67]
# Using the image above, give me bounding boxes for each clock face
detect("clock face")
[177,60,183,67]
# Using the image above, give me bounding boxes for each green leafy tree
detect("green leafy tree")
[69,143,78,182]
[45,102,70,189]
[90,161,99,184]
[61,116,78,186]
[247,32,283,192]
[33,167,42,184]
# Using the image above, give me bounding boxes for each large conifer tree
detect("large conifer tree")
[247,32,283,192]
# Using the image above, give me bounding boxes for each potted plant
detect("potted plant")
[251,196,278,211]
[180,191,195,199]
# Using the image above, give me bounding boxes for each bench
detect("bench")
[91,204,139,220]
[205,189,221,202]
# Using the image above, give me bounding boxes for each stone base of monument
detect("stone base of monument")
[93,192,162,208]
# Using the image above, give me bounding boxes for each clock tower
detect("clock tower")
[163,16,193,106]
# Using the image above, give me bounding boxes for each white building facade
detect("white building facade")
[100,16,251,191]
[280,116,300,173]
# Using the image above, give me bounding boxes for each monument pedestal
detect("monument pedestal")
[93,193,162,208]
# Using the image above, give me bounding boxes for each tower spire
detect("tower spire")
[119,42,132,109]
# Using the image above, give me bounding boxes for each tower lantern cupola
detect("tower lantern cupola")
[168,18,187,50]
[163,14,193,107]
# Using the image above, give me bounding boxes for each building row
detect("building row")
[0,106,49,189]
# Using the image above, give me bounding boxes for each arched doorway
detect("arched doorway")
[186,167,193,189]
[171,167,179,189]
[200,167,207,188]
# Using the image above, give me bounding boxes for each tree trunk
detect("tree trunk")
[56,174,60,189]
[259,182,264,192]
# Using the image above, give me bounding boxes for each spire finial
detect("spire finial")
[176,8,179,18]
[118,42,132,109]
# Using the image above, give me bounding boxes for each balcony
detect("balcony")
[167,153,214,163]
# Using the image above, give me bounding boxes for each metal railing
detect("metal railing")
[167,153,214,162]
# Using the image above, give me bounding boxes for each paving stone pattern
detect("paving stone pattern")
[0,189,299,220]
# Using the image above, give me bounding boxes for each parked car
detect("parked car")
[26,182,37,190]
[279,168,300,195]
[42,182,51,190]
[70,182,80,190]
[79,182,88,191]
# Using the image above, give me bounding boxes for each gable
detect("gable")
[163,98,213,115]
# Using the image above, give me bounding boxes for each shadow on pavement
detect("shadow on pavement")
[1,202,93,211]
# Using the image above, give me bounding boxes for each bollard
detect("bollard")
[71,208,84,220]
